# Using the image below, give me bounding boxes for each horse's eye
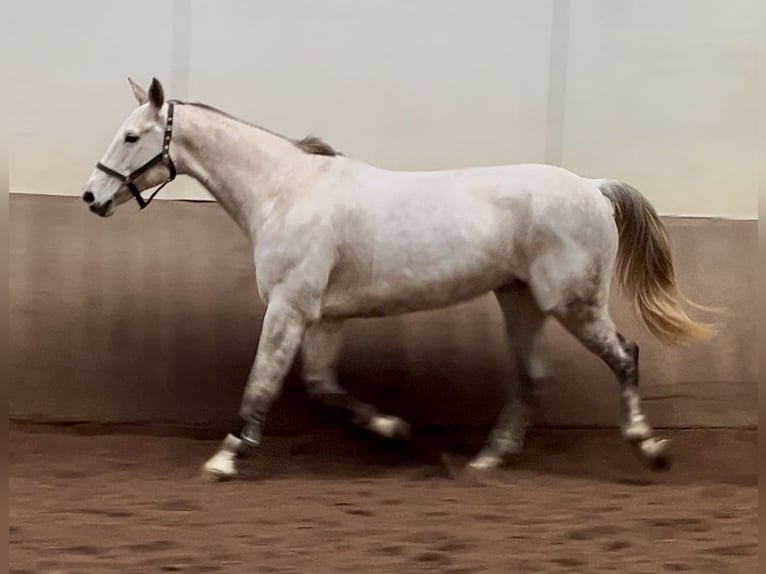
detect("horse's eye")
[124,133,140,144]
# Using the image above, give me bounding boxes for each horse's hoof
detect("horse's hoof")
[437,451,498,486]
[634,437,672,472]
[467,452,504,471]
[368,415,411,441]
[201,468,235,482]
[201,453,238,482]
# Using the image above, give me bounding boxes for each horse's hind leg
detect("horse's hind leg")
[468,282,547,470]
[553,298,671,470]
[302,320,411,440]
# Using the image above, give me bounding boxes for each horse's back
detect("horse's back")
[342,160,608,213]
[349,160,615,254]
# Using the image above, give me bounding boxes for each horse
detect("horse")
[81,77,714,481]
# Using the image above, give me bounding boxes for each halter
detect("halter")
[95,101,177,209]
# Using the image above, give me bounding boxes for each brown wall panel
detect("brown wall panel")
[9,195,757,431]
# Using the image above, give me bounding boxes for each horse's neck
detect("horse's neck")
[173,105,307,238]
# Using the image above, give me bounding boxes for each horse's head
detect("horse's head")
[82,77,176,216]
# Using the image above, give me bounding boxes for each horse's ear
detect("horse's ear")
[148,77,165,110]
[128,77,148,105]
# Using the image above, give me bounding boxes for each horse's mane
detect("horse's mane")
[293,135,339,157]
[173,100,341,157]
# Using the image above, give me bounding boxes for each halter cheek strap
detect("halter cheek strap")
[95,101,177,210]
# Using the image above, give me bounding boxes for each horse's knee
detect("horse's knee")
[303,372,340,397]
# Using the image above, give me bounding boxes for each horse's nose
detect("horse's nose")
[82,191,95,204]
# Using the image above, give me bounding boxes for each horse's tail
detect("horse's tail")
[598,179,716,346]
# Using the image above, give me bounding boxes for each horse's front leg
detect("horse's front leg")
[202,298,306,480]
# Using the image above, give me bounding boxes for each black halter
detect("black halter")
[95,101,177,209]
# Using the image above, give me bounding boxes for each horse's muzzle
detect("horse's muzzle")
[89,199,114,217]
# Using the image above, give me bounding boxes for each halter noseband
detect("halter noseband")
[95,101,177,210]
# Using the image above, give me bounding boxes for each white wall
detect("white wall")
[8,1,180,196]
[562,1,759,219]
[8,0,759,218]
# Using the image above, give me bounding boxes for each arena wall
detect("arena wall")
[10,195,756,431]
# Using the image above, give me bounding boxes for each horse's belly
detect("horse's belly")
[320,253,520,318]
